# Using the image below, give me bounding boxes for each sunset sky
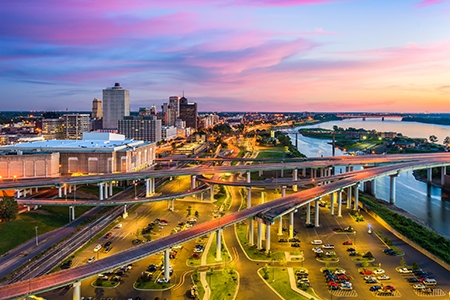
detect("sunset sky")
[1,0,449,112]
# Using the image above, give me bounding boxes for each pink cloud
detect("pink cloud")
[416,0,444,8]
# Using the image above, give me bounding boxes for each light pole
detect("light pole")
[353,230,357,246]
[272,258,276,282]
[35,226,38,246]
[134,182,137,199]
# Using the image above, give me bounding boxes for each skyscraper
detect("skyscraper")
[102,83,130,130]
[118,115,162,143]
[179,96,198,129]
[92,98,103,119]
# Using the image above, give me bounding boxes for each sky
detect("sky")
[1,0,449,113]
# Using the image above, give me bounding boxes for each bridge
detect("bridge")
[0,154,449,299]
[335,113,403,121]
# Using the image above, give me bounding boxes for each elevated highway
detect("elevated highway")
[0,156,449,300]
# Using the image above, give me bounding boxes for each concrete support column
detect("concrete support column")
[278,216,283,235]
[191,175,197,190]
[306,202,311,224]
[68,185,72,193]
[257,219,263,249]
[427,168,432,184]
[347,186,352,209]
[98,183,104,200]
[104,182,108,199]
[372,179,377,198]
[215,229,222,261]
[337,190,342,217]
[15,189,20,198]
[249,218,254,246]
[289,212,294,239]
[246,187,252,208]
[246,172,251,183]
[354,183,359,210]
[72,281,81,300]
[109,182,113,196]
[124,205,127,215]
[172,199,175,211]
[441,166,446,186]
[210,184,215,201]
[70,206,75,221]
[265,224,271,253]
[389,175,397,205]
[146,178,152,197]
[293,169,298,191]
[281,186,286,197]
[260,192,266,234]
[314,199,320,227]
[310,168,315,179]
[330,192,335,215]
[164,249,170,279]
[64,184,68,196]
[302,168,306,177]
[23,189,27,197]
[320,168,324,177]
[58,186,62,198]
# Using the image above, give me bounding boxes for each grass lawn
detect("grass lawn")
[205,234,231,264]
[256,151,286,159]
[235,223,284,261]
[92,278,120,288]
[206,269,238,300]
[133,271,174,290]
[258,267,312,300]
[0,205,91,255]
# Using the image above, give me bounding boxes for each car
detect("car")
[193,247,204,253]
[366,278,378,284]
[187,217,197,223]
[349,251,357,256]
[383,285,395,291]
[111,275,122,282]
[360,269,373,275]
[328,281,339,287]
[322,244,334,249]
[289,238,300,242]
[312,247,323,253]
[370,285,382,292]
[318,200,327,207]
[60,260,72,269]
[311,240,322,245]
[398,267,412,274]
[115,223,123,229]
[169,251,177,259]
[157,277,170,284]
[278,238,288,242]
[340,284,352,290]
[104,246,112,253]
[87,256,95,263]
[98,274,109,280]
[132,239,142,245]
[93,244,102,252]
[172,244,183,250]
[407,277,420,283]
[377,275,390,280]
[346,247,356,252]
[191,252,201,259]
[343,240,353,245]
[306,223,315,228]
[147,264,158,272]
[423,279,437,286]
[104,241,112,247]
[291,243,300,247]
[159,220,168,225]
[374,269,385,275]
[104,232,112,238]
[412,283,426,290]
[334,269,346,275]
[121,264,132,271]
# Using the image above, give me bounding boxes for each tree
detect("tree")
[0,197,19,222]
[444,136,450,146]
[429,135,438,143]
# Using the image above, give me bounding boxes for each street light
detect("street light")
[271,258,276,282]
[353,230,357,246]
[35,226,38,246]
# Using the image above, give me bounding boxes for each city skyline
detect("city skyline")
[1,0,449,112]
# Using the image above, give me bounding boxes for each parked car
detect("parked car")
[343,240,353,245]
[104,232,112,238]
[374,269,385,275]
[360,269,373,275]
[93,244,102,252]
[157,277,170,283]
[346,247,356,252]
[289,238,300,242]
[323,244,334,249]
[278,238,288,242]
[377,275,390,280]
[104,246,112,253]
[407,277,420,283]
[87,256,95,263]
[147,264,158,272]
[291,243,300,247]
[132,239,142,245]
[370,285,382,292]
[413,283,426,290]
[397,267,412,274]
[311,240,323,245]
[383,285,395,291]
[104,241,112,247]
[306,223,315,228]
[115,223,123,229]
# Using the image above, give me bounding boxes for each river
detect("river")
[289,118,450,238]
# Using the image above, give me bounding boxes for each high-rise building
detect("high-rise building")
[179,96,198,129]
[42,118,64,140]
[118,115,162,143]
[92,98,103,119]
[102,83,130,130]
[161,103,177,126]
[169,96,180,117]
[62,113,90,140]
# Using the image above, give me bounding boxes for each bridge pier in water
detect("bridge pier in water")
[389,175,397,204]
